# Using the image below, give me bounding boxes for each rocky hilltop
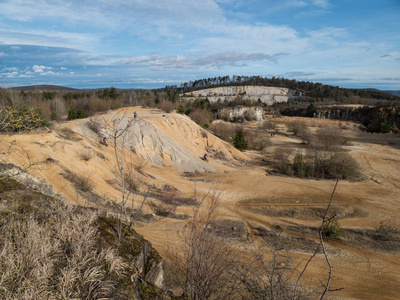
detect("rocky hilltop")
[182,85,302,105]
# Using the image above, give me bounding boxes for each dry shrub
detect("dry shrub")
[51,97,67,120]
[57,127,82,141]
[313,126,345,150]
[124,171,139,192]
[88,96,110,114]
[288,120,309,137]
[159,100,176,113]
[259,120,276,131]
[209,121,236,141]
[134,160,148,175]
[273,148,293,175]
[148,200,176,217]
[166,190,238,299]
[36,99,53,121]
[235,248,312,300]
[123,160,146,192]
[188,109,214,128]
[246,129,271,151]
[63,171,94,192]
[78,148,93,161]
[88,118,103,135]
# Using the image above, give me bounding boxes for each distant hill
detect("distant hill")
[7,85,138,93]
[9,85,79,92]
[169,76,400,103]
[385,90,400,96]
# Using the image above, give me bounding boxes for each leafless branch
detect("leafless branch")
[293,164,343,300]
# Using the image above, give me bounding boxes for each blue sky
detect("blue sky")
[0,0,399,90]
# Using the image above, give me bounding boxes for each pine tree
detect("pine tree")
[232,130,248,151]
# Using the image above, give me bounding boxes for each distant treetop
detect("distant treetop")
[165,75,399,102]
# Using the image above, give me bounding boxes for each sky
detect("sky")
[0,0,399,90]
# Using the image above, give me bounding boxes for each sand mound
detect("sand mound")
[91,109,248,172]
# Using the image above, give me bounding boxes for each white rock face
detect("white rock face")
[182,86,301,105]
[218,107,263,121]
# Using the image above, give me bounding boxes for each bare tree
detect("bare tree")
[294,167,344,300]
[51,96,67,120]
[168,187,238,299]
[234,245,307,300]
[101,109,150,227]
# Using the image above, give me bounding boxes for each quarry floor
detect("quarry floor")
[1,108,400,299]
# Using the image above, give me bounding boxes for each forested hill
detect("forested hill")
[386,90,400,96]
[9,85,79,92]
[166,75,400,103]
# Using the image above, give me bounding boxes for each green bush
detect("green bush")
[323,215,344,238]
[68,108,86,120]
[177,105,185,114]
[232,130,248,151]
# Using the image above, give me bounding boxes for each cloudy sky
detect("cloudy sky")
[0,0,399,89]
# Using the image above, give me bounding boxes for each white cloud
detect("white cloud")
[3,71,19,78]
[0,29,99,51]
[120,51,283,70]
[312,0,329,8]
[32,65,51,73]
[31,65,57,75]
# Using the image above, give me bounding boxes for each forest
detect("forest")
[1,75,399,134]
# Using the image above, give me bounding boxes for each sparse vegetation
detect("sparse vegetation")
[209,121,236,141]
[245,129,271,151]
[63,170,94,192]
[148,200,176,217]
[323,214,344,238]
[1,80,399,300]
[159,100,176,113]
[78,148,93,161]
[88,117,103,135]
[0,176,177,300]
[275,124,361,180]
[288,120,309,137]
[188,109,214,128]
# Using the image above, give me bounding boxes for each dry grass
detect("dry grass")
[0,203,126,300]
[63,170,94,192]
[134,160,148,175]
[57,127,82,141]
[88,118,102,135]
[148,200,176,217]
[78,148,94,161]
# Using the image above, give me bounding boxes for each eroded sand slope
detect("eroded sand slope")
[1,108,400,299]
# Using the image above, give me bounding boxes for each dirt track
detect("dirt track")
[1,108,400,299]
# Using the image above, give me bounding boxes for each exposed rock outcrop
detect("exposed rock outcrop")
[182,86,302,105]
[0,163,61,200]
[217,106,263,121]
[282,105,400,132]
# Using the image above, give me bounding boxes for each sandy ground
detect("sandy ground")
[1,107,400,299]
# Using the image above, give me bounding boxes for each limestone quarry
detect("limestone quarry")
[1,107,400,299]
[182,85,302,104]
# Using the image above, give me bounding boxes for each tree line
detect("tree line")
[166,75,400,103]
